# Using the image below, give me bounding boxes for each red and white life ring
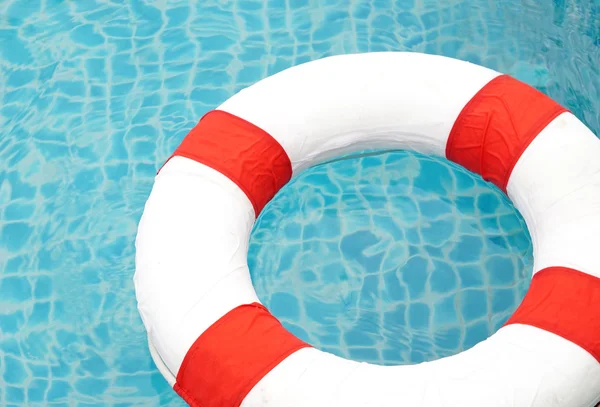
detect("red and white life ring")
[134,52,600,407]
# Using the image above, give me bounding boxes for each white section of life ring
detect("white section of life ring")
[242,325,599,407]
[508,112,600,279]
[218,52,500,174]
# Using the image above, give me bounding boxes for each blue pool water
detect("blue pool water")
[250,151,532,365]
[0,0,598,405]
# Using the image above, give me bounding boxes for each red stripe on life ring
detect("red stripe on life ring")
[174,303,311,407]
[446,74,567,193]
[167,110,292,216]
[505,267,600,363]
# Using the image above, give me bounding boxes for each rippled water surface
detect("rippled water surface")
[0,0,598,405]
[250,151,532,365]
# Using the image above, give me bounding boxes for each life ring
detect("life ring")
[134,52,600,407]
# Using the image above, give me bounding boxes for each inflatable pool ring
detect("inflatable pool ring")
[134,52,600,407]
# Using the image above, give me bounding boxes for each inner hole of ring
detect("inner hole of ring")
[248,149,533,366]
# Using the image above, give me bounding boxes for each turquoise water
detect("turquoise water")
[250,151,532,365]
[0,0,598,405]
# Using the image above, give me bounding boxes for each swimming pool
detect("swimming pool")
[0,0,598,405]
